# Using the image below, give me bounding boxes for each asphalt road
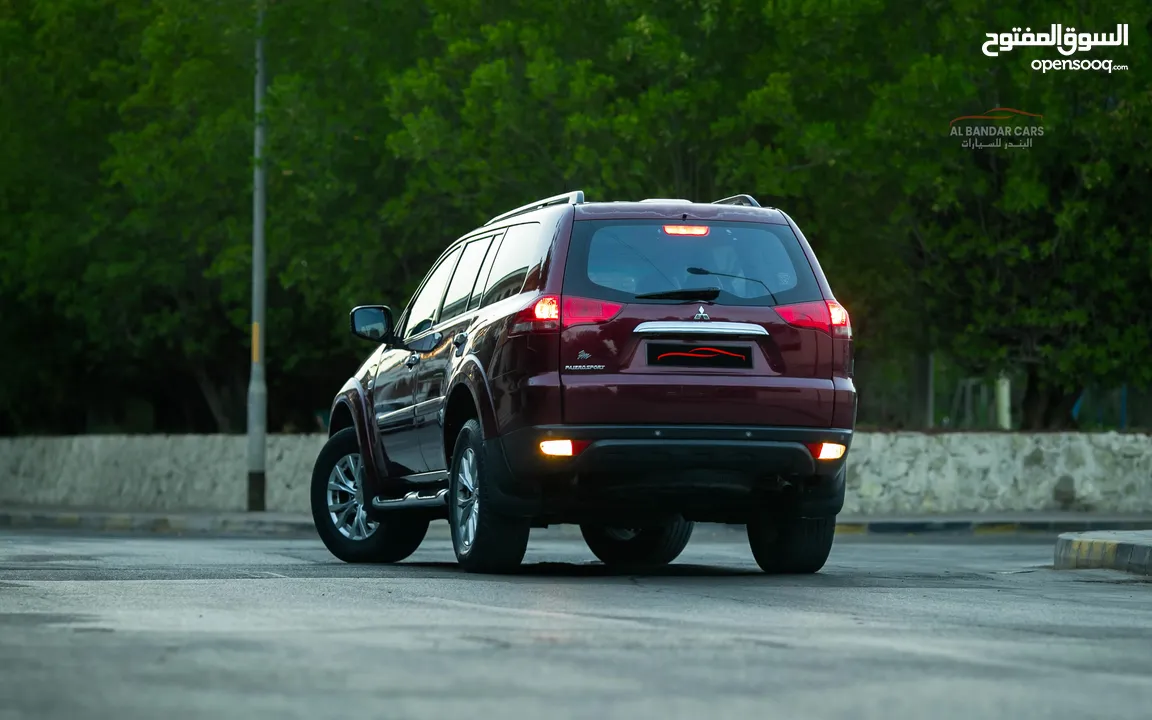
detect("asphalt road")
[1,526,1149,720]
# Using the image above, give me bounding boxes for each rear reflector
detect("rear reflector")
[806,442,846,461]
[539,439,591,457]
[663,225,710,236]
[775,300,852,339]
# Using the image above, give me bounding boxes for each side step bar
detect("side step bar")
[371,488,449,511]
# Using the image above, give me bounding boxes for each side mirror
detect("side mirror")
[350,305,394,343]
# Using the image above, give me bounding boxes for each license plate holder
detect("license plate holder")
[646,342,753,369]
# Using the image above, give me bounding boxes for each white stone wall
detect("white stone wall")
[845,432,1152,515]
[1,432,1149,515]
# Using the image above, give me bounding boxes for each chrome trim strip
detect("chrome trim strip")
[633,321,769,336]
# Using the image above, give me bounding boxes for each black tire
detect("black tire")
[580,518,694,568]
[311,427,429,564]
[448,418,531,574]
[746,515,836,574]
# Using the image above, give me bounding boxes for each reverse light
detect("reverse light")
[806,442,847,461]
[539,439,591,457]
[540,440,573,456]
[662,225,710,236]
[775,300,852,339]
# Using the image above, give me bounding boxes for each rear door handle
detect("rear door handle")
[404,353,420,368]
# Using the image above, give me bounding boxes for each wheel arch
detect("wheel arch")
[329,378,395,501]
[442,383,480,469]
[328,400,355,437]
[442,359,498,466]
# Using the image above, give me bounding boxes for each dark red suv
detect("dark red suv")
[310,192,856,574]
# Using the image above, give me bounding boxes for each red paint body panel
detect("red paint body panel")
[832,376,858,429]
[561,373,835,426]
[556,302,834,426]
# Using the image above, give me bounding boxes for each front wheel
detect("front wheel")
[580,518,694,568]
[448,419,531,574]
[746,515,836,574]
[311,427,429,563]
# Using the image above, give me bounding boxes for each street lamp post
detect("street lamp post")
[246,1,268,512]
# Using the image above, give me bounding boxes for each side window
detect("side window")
[403,247,461,340]
[468,232,503,310]
[440,236,494,322]
[479,223,547,308]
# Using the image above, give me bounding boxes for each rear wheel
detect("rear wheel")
[449,419,531,574]
[746,514,836,574]
[580,518,694,568]
[311,427,429,564]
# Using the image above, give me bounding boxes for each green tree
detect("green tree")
[860,0,1152,427]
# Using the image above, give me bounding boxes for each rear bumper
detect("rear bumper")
[482,424,851,524]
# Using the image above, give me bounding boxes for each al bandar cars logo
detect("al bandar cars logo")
[949,108,1044,150]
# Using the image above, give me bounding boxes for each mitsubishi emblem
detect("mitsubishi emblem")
[693,305,710,321]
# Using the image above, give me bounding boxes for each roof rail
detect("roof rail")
[484,190,585,226]
[712,194,761,208]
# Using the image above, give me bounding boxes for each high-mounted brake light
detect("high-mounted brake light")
[663,225,710,236]
[775,300,852,339]
[508,295,624,335]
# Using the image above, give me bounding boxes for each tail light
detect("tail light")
[508,295,623,335]
[561,297,623,328]
[775,299,852,339]
[508,295,561,335]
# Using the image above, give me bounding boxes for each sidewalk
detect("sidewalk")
[3,507,1152,539]
[1054,530,1152,577]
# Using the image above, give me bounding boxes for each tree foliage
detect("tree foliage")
[1,0,1148,433]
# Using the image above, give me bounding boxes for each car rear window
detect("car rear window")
[561,219,823,306]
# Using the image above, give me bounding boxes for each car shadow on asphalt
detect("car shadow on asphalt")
[402,561,765,577]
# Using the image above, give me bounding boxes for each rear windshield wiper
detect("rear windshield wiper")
[634,287,721,301]
[687,267,778,305]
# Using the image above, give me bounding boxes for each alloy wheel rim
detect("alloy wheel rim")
[454,447,480,550]
[327,452,379,541]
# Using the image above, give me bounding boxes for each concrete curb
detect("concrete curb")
[0,509,319,537]
[838,518,1152,534]
[3,509,1152,539]
[1053,531,1152,577]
